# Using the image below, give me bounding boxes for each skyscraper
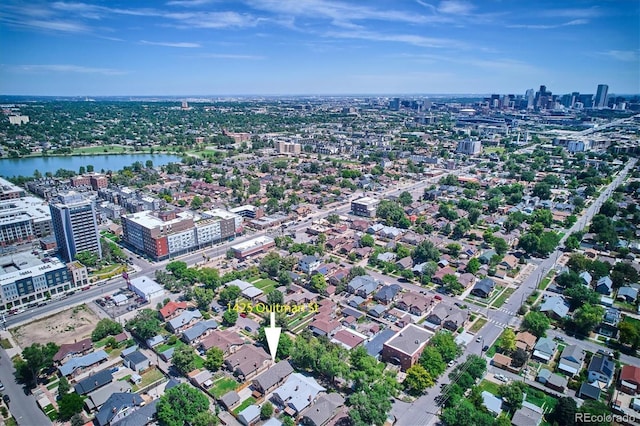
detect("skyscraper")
[525,89,534,109]
[50,191,102,262]
[595,84,609,108]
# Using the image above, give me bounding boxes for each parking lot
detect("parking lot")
[94,288,149,318]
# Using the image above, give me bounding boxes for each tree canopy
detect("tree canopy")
[157,383,210,426]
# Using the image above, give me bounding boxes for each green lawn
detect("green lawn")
[0,339,12,349]
[525,387,557,413]
[209,377,238,398]
[233,397,256,415]
[193,355,205,370]
[252,278,278,294]
[46,380,59,391]
[132,368,164,392]
[73,145,130,154]
[43,404,57,421]
[470,318,487,333]
[538,276,552,290]
[156,340,184,354]
[492,287,515,308]
[478,379,501,396]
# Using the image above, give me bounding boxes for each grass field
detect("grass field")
[478,379,501,396]
[0,339,12,349]
[525,387,557,412]
[538,276,552,290]
[470,318,487,333]
[233,397,256,415]
[209,377,238,398]
[492,287,515,308]
[253,278,278,294]
[132,368,164,392]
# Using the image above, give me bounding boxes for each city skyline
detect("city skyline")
[1,0,638,96]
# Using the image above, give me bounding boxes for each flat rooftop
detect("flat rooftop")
[124,210,194,229]
[0,196,51,224]
[352,196,379,205]
[0,253,65,286]
[231,236,274,252]
[384,324,433,356]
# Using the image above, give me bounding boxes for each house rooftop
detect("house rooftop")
[384,324,433,356]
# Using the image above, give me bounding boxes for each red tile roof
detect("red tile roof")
[621,365,640,384]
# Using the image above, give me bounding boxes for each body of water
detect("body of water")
[0,153,183,178]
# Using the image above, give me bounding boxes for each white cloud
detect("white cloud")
[199,53,265,60]
[599,50,639,62]
[10,64,128,75]
[539,7,601,19]
[166,0,213,6]
[325,29,465,49]
[140,40,201,48]
[507,19,589,29]
[437,0,474,15]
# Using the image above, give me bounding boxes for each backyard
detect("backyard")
[209,377,238,398]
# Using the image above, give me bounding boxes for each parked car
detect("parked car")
[3,394,10,404]
[447,360,455,367]
[0,382,4,391]
[476,335,482,343]
[482,345,489,352]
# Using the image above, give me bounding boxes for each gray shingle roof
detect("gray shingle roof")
[181,319,218,343]
[74,369,113,395]
[58,350,108,376]
[95,392,144,426]
[252,360,294,393]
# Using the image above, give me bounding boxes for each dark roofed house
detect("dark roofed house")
[364,329,396,359]
[578,382,601,400]
[368,304,387,318]
[557,344,585,376]
[595,276,613,295]
[471,278,495,298]
[74,370,113,395]
[181,319,218,344]
[95,392,144,426]
[252,360,294,395]
[374,284,401,304]
[511,402,543,426]
[301,393,346,426]
[618,286,639,303]
[219,391,240,411]
[588,354,615,386]
[123,350,150,373]
[59,350,108,377]
[224,345,270,381]
[110,400,158,426]
[53,338,93,364]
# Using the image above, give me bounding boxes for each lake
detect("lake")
[0,153,183,178]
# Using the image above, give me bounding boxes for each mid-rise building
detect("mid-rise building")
[49,192,102,262]
[275,141,301,155]
[351,197,379,217]
[0,177,26,201]
[230,236,275,259]
[0,253,71,311]
[121,209,243,261]
[456,139,482,155]
[0,197,52,246]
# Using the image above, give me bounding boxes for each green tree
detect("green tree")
[419,346,446,378]
[493,237,509,255]
[532,182,552,199]
[172,345,197,375]
[193,287,214,311]
[310,274,327,293]
[222,309,238,326]
[430,331,461,363]
[70,413,85,426]
[361,234,374,247]
[571,304,604,335]
[75,250,98,267]
[577,400,611,426]
[549,397,577,426]
[404,364,433,395]
[398,191,413,206]
[267,290,284,305]
[260,402,274,420]
[21,342,59,386]
[497,328,516,353]
[219,285,241,305]
[619,321,640,349]
[204,347,224,372]
[157,383,210,426]
[466,257,480,274]
[91,318,123,342]
[348,384,392,426]
[522,311,550,337]
[126,309,162,340]
[191,411,218,426]
[442,274,464,295]
[58,375,71,395]
[563,285,600,309]
[498,381,527,411]
[412,240,440,263]
[58,392,84,421]
[511,348,528,368]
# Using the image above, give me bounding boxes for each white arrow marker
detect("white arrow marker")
[264,311,281,362]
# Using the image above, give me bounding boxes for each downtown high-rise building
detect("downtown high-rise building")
[595,84,609,108]
[50,191,102,262]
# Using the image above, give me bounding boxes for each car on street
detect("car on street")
[3,394,10,404]
[495,374,508,382]
[0,382,4,391]
[476,335,482,343]
[482,345,489,352]
[448,360,455,367]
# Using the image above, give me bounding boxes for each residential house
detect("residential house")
[620,365,640,395]
[158,300,188,321]
[189,369,214,390]
[309,318,341,337]
[458,273,475,289]
[557,345,585,376]
[219,391,240,411]
[198,329,244,355]
[499,254,518,270]
[95,392,144,426]
[578,382,601,400]
[479,250,497,264]
[395,292,433,316]
[374,284,401,304]
[272,373,326,416]
[377,252,396,263]
[532,337,557,362]
[587,354,615,386]
[110,400,159,426]
[432,266,456,285]
[53,338,93,364]
[515,331,537,351]
[599,307,621,338]
[579,271,592,287]
[368,304,387,318]
[331,329,365,350]
[364,329,396,360]
[181,319,218,344]
[145,335,164,348]
[252,360,294,395]
[492,353,513,371]
[74,370,113,395]
[481,391,502,416]
[595,276,613,295]
[85,382,132,412]
[300,393,346,426]
[382,324,433,371]
[58,350,108,378]
[122,350,150,373]
[471,278,495,298]
[347,275,378,297]
[299,255,321,273]
[238,405,260,426]
[395,256,413,271]
[167,309,202,334]
[539,296,570,320]
[224,345,270,380]
[617,285,639,303]
[537,368,568,392]
[425,304,468,331]
[511,402,544,426]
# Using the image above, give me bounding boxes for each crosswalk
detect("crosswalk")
[498,307,516,316]
[487,318,508,328]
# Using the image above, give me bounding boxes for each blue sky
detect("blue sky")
[1,0,638,96]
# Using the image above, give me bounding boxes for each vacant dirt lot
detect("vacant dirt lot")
[11,304,100,350]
